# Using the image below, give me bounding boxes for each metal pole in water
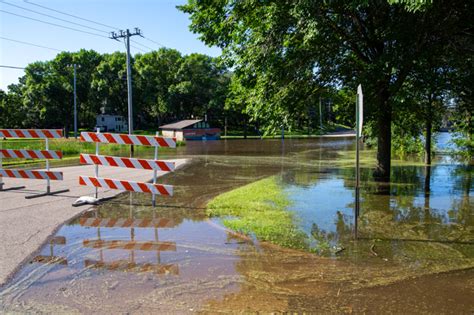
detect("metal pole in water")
[45,137,50,194]
[152,131,158,207]
[354,85,363,239]
[73,64,77,139]
[95,127,100,199]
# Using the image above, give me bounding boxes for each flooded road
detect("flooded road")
[1,138,473,313]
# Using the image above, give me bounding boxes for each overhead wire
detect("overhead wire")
[142,36,166,48]
[0,9,109,39]
[130,39,154,51]
[22,0,166,51]
[0,65,26,70]
[23,0,120,30]
[0,36,62,51]
[0,0,110,34]
[2,2,165,53]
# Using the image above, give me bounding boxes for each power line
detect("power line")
[143,36,166,48]
[23,0,120,30]
[130,44,147,53]
[0,65,26,70]
[0,36,62,51]
[130,39,153,51]
[23,0,166,51]
[0,9,109,39]
[1,0,109,34]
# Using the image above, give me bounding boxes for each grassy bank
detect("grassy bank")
[207,176,309,250]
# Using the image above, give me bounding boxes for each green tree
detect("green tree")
[91,52,129,118]
[179,0,471,180]
[169,53,229,121]
[135,48,183,126]
[71,49,103,129]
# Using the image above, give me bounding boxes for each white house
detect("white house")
[96,114,128,132]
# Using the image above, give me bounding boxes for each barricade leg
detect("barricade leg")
[24,137,69,199]
[25,186,70,199]
[0,142,25,191]
[0,182,26,192]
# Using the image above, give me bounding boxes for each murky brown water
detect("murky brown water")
[1,138,473,313]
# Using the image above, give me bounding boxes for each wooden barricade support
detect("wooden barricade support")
[0,129,70,198]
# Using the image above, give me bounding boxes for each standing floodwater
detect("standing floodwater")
[1,137,473,313]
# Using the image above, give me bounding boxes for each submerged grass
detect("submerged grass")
[207,176,309,250]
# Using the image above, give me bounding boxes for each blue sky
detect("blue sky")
[0,0,221,91]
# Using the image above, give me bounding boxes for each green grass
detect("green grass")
[207,176,309,250]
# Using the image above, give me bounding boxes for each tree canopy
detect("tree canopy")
[179,0,472,179]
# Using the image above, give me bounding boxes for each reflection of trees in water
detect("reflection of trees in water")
[355,163,473,243]
[310,211,352,254]
[449,165,473,231]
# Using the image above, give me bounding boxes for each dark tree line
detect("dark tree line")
[0,48,235,133]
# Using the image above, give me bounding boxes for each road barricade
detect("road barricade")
[0,129,69,198]
[78,129,176,206]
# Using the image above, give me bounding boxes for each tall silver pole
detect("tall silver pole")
[95,127,100,199]
[73,64,77,139]
[355,93,360,238]
[152,131,159,207]
[354,85,363,238]
[45,137,50,194]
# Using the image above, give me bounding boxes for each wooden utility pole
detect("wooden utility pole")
[110,28,142,156]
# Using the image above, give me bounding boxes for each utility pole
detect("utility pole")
[110,28,142,156]
[73,64,77,139]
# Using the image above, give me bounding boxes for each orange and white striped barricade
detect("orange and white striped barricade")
[0,129,70,198]
[78,129,176,206]
[31,236,68,266]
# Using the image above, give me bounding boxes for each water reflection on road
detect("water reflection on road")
[1,138,473,313]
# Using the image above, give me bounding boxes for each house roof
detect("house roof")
[159,119,202,130]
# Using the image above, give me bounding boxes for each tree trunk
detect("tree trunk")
[425,94,432,165]
[425,112,432,165]
[374,88,392,181]
[243,119,247,139]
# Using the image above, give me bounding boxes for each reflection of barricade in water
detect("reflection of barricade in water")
[0,129,69,198]
[81,208,179,276]
[84,259,179,275]
[79,217,175,228]
[31,236,68,266]
[83,239,176,251]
